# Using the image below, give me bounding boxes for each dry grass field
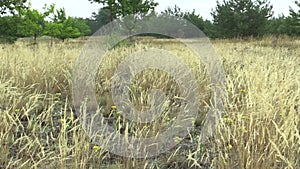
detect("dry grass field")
[0,36,299,168]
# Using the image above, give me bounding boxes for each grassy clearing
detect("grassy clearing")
[0,37,299,168]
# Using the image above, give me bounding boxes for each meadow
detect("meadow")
[0,36,299,169]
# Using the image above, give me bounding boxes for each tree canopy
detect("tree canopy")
[1,0,300,43]
[44,8,91,41]
[17,5,54,41]
[212,0,273,38]
[89,0,158,18]
[86,8,117,35]
[0,3,91,43]
[286,0,300,35]
[0,0,27,15]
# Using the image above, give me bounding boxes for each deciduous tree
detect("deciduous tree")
[0,0,27,15]
[44,8,90,41]
[89,0,158,36]
[17,4,54,42]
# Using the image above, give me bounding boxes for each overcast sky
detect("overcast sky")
[29,0,298,20]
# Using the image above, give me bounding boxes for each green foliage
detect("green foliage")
[0,16,20,43]
[161,5,184,18]
[17,5,54,41]
[212,0,274,38]
[86,8,116,34]
[286,1,300,36]
[90,0,158,18]
[44,18,81,41]
[184,10,206,31]
[89,0,158,37]
[44,8,90,41]
[160,6,217,38]
[44,22,62,39]
[0,0,28,43]
[0,4,54,43]
[202,20,219,39]
[266,1,300,36]
[72,18,91,36]
[0,0,27,15]
[19,9,44,38]
[266,16,289,36]
[1,0,300,43]
[184,10,219,38]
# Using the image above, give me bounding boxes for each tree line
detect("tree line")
[0,0,300,43]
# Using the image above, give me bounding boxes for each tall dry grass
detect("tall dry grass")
[0,37,299,168]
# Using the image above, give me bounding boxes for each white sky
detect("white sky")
[29,0,298,20]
